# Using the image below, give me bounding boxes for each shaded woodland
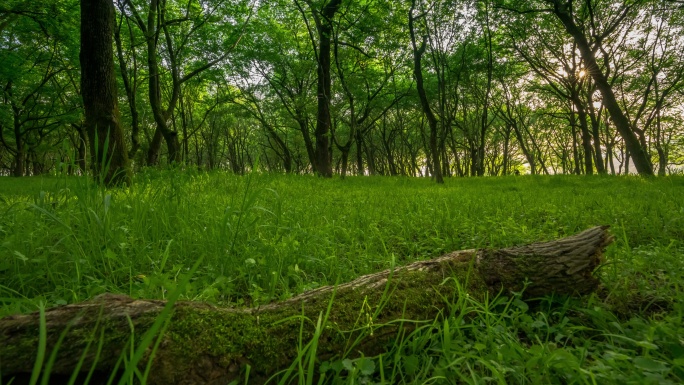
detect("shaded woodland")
[2,0,684,180]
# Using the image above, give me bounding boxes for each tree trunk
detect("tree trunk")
[409,1,443,183]
[310,0,341,178]
[570,111,581,174]
[12,122,23,177]
[114,19,141,160]
[550,0,653,176]
[511,121,536,174]
[292,117,316,173]
[340,146,350,178]
[1,227,612,384]
[572,94,594,175]
[478,0,494,177]
[586,85,606,174]
[502,125,510,175]
[655,112,667,176]
[355,130,364,175]
[625,150,631,175]
[146,128,164,166]
[263,124,293,174]
[10,97,24,177]
[143,0,182,165]
[80,0,131,186]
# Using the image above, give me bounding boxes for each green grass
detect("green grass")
[1,172,683,383]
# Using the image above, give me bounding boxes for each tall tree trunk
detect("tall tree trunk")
[296,117,316,172]
[409,1,443,183]
[478,0,494,176]
[654,111,667,176]
[571,94,594,175]
[310,0,341,178]
[469,143,477,176]
[586,86,606,174]
[625,150,631,175]
[655,145,667,176]
[365,139,376,175]
[339,147,350,178]
[509,118,536,175]
[12,116,23,177]
[144,0,182,165]
[7,86,24,177]
[80,0,131,186]
[570,112,581,174]
[588,114,606,174]
[146,128,163,166]
[502,126,510,175]
[262,124,293,173]
[356,130,364,175]
[281,145,293,174]
[180,94,189,162]
[607,143,615,175]
[550,0,652,175]
[260,121,293,173]
[114,18,141,160]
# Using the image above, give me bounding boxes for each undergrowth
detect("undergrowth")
[0,171,683,384]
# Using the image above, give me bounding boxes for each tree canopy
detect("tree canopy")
[1,0,683,178]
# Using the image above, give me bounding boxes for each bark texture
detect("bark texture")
[80,0,131,186]
[311,0,342,177]
[0,226,612,384]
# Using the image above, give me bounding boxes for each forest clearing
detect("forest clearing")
[3,0,684,382]
[1,173,683,383]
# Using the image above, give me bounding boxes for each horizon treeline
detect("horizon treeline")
[1,0,683,179]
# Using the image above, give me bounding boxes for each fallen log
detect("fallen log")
[1,226,612,384]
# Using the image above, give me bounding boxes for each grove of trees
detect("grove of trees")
[2,0,684,182]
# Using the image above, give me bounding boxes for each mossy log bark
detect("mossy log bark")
[1,226,612,384]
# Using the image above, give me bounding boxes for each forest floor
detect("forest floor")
[1,171,683,384]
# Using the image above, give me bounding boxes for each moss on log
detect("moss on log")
[0,226,612,384]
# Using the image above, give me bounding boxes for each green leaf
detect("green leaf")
[342,358,354,372]
[513,299,529,312]
[13,250,28,262]
[548,349,578,369]
[635,340,659,350]
[531,320,546,328]
[633,357,668,372]
[319,361,330,373]
[403,355,420,376]
[104,249,117,260]
[357,357,375,376]
[604,351,631,361]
